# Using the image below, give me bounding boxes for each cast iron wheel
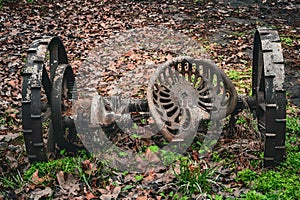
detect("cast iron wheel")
[22,36,69,162]
[252,27,286,167]
[51,64,82,152]
[148,57,237,141]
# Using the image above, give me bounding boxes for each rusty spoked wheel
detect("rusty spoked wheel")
[147,57,237,141]
[22,36,70,162]
[252,27,286,167]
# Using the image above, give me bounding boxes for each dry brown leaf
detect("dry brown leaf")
[30,187,52,200]
[112,186,121,198]
[98,188,109,194]
[144,148,160,163]
[137,196,148,200]
[31,170,44,185]
[56,171,65,186]
[143,171,155,183]
[85,192,97,200]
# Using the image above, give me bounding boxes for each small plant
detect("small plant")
[241,190,268,200]
[24,152,108,191]
[231,31,246,38]
[131,133,141,139]
[243,152,300,199]
[0,170,23,190]
[211,152,221,162]
[286,116,300,136]
[225,68,252,94]
[25,157,79,181]
[134,174,143,182]
[281,36,293,46]
[160,191,183,199]
[149,145,159,153]
[160,149,182,166]
[173,158,219,196]
[228,70,251,81]
[122,184,134,191]
[237,169,257,186]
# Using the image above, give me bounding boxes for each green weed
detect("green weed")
[0,170,23,190]
[134,175,143,182]
[237,169,257,186]
[131,133,141,139]
[286,116,300,136]
[122,184,134,191]
[211,152,221,162]
[226,69,252,94]
[25,157,79,181]
[149,145,159,153]
[281,36,293,46]
[242,152,300,199]
[228,70,251,81]
[231,31,246,38]
[173,158,219,196]
[160,149,182,166]
[24,151,107,190]
[159,191,183,200]
[241,190,268,200]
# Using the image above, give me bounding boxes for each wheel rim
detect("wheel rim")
[252,27,286,167]
[22,36,69,162]
[51,64,82,152]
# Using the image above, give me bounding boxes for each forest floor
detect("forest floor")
[0,0,299,199]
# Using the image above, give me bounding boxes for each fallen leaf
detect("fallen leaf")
[98,188,109,194]
[137,196,148,200]
[56,171,65,186]
[30,187,52,200]
[85,192,97,200]
[112,186,121,199]
[31,170,44,185]
[144,171,155,183]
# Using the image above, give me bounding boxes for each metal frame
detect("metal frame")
[22,28,286,167]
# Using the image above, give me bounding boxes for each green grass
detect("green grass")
[24,151,109,191]
[226,68,252,94]
[237,169,258,186]
[0,170,23,191]
[172,157,220,196]
[238,152,300,199]
[239,104,300,199]
[281,36,293,46]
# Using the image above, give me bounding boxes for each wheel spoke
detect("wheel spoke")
[148,57,237,141]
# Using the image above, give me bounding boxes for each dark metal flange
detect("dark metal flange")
[51,64,82,153]
[147,57,237,141]
[251,27,286,167]
[22,36,69,162]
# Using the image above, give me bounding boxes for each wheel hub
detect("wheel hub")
[170,81,198,108]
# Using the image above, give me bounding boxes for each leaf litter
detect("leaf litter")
[0,0,299,199]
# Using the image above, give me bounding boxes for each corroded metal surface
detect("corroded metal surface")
[51,64,81,153]
[22,36,69,162]
[147,57,237,141]
[251,27,286,167]
[22,29,287,167]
